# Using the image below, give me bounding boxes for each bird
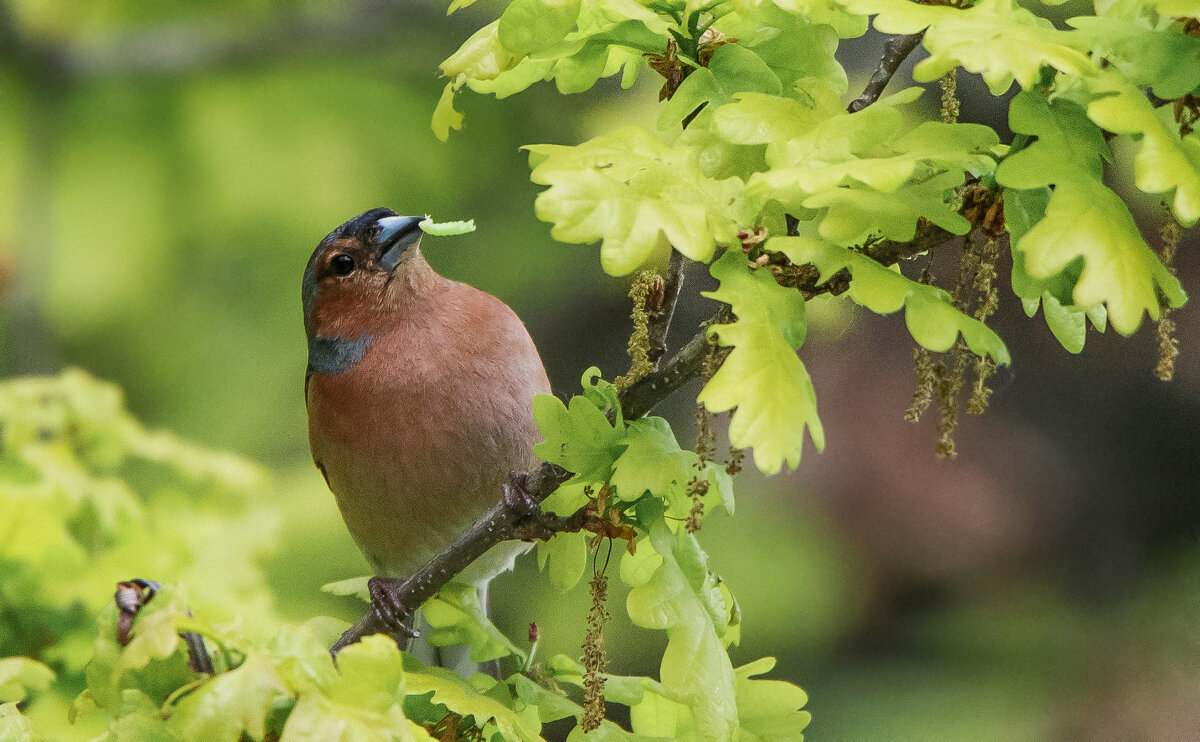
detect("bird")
[302,208,551,672]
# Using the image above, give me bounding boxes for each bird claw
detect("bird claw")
[367,577,419,639]
[503,471,540,516]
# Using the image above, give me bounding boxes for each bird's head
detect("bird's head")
[302,208,427,338]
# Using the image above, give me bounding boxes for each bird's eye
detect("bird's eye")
[330,254,355,276]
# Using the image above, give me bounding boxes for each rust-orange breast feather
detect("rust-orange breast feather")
[305,276,550,577]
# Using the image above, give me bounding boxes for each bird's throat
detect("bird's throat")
[307,334,373,377]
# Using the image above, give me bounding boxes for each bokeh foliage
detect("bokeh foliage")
[0,370,810,741]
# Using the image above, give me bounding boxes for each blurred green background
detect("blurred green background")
[2,1,1198,739]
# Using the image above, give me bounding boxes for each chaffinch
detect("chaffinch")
[303,208,550,669]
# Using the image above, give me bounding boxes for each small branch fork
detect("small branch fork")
[646,249,688,370]
[847,33,926,113]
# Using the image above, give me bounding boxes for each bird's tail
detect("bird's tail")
[405,583,493,679]
[406,541,532,678]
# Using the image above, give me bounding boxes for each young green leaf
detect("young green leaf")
[1005,186,1105,353]
[85,597,194,712]
[752,120,998,197]
[466,58,556,99]
[800,169,971,246]
[321,576,371,600]
[1148,0,1200,14]
[405,664,542,742]
[281,635,434,742]
[994,92,1110,189]
[994,84,1188,332]
[167,654,286,742]
[1040,294,1089,354]
[431,80,466,142]
[622,505,738,741]
[1083,69,1200,227]
[581,365,623,426]
[537,531,589,592]
[733,657,812,741]
[499,0,583,56]
[771,237,1011,363]
[532,392,624,482]
[698,252,824,474]
[550,40,612,93]
[629,684,694,738]
[716,84,920,170]
[1068,16,1200,100]
[526,127,744,275]
[0,703,45,742]
[423,582,527,664]
[440,21,518,81]
[611,417,704,517]
[718,12,850,94]
[712,85,841,149]
[731,0,869,38]
[1007,177,1186,334]
[0,658,54,704]
[105,690,180,742]
[843,0,1097,93]
[658,43,783,130]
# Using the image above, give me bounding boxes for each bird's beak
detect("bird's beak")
[376,216,424,270]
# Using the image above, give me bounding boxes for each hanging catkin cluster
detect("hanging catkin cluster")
[688,338,726,531]
[695,336,722,464]
[907,230,1003,457]
[724,446,745,476]
[907,270,939,423]
[581,567,610,732]
[940,69,960,124]
[615,271,661,391]
[967,235,1000,414]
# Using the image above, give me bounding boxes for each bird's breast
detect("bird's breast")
[305,295,550,577]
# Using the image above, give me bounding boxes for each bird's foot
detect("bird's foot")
[503,471,540,517]
[367,577,419,639]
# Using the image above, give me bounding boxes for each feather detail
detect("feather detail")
[306,251,550,578]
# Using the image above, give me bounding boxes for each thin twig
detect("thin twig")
[646,249,687,369]
[847,32,926,113]
[332,467,567,653]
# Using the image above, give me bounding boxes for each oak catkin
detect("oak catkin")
[581,570,610,732]
[616,271,658,391]
[940,69,960,124]
[1156,205,1182,381]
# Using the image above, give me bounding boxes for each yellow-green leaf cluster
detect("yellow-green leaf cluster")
[0,370,274,682]
[771,237,1010,363]
[433,1,670,140]
[839,0,1097,94]
[526,127,745,275]
[1083,70,1200,227]
[996,90,1187,335]
[716,83,995,246]
[698,252,825,474]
